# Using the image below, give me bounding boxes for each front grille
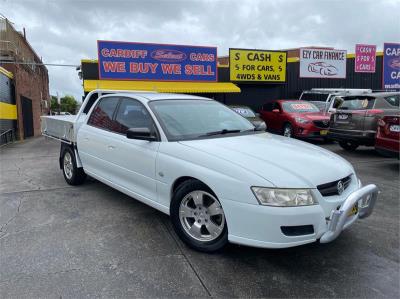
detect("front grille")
[313,120,330,128]
[317,175,352,196]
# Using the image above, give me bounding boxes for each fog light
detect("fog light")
[360,194,371,208]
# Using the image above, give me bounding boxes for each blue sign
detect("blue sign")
[383,43,400,90]
[97,40,217,82]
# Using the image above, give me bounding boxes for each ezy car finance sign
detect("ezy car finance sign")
[300,48,347,79]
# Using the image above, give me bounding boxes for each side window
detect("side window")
[272,102,281,111]
[333,96,344,109]
[87,97,119,131]
[384,95,400,107]
[114,98,153,134]
[263,103,273,111]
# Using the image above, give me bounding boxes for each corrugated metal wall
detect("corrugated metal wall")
[216,56,383,111]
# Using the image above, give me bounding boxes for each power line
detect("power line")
[0,61,79,67]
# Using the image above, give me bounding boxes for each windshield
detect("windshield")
[282,102,320,113]
[149,100,255,141]
[230,107,256,117]
[299,92,330,102]
[338,96,376,110]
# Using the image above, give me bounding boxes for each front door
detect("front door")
[107,97,160,201]
[21,96,34,138]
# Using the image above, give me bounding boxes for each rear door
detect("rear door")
[77,96,121,181]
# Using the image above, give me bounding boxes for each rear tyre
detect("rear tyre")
[339,141,359,151]
[62,147,86,185]
[283,123,293,138]
[170,179,228,252]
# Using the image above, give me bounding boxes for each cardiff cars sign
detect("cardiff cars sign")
[97,40,217,81]
[300,48,347,79]
[383,43,400,90]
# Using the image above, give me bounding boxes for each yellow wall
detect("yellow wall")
[0,102,17,120]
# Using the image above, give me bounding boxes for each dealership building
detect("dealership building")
[79,41,393,112]
[0,17,50,144]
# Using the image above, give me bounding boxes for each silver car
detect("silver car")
[328,92,400,151]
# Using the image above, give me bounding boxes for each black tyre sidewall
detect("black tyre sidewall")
[61,147,86,185]
[170,180,228,253]
[339,141,359,151]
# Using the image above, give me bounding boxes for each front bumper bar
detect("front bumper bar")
[320,184,378,243]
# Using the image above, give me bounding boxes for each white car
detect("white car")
[42,91,378,252]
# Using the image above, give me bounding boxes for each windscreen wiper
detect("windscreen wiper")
[201,129,241,137]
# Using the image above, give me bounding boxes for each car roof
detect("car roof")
[369,92,400,97]
[276,99,300,102]
[102,92,213,104]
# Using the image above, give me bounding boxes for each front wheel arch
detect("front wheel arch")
[170,178,228,252]
[171,176,217,204]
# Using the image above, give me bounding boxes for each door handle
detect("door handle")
[108,145,116,150]
[83,137,89,141]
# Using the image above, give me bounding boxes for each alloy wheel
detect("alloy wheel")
[283,125,292,137]
[63,152,73,179]
[179,190,225,242]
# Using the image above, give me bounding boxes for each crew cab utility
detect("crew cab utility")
[41,90,378,252]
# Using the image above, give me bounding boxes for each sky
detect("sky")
[1,0,399,101]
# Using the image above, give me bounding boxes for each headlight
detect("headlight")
[251,187,317,206]
[295,117,310,124]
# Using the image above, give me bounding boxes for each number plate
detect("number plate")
[348,204,358,216]
[338,114,349,120]
[320,130,328,136]
[389,125,400,132]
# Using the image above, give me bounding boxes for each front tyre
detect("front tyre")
[62,147,86,185]
[170,180,228,252]
[339,140,359,151]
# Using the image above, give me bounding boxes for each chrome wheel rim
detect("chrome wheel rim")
[63,152,73,179]
[284,126,292,137]
[179,190,225,242]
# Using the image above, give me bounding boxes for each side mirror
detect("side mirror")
[272,109,280,113]
[126,128,157,141]
[255,122,267,131]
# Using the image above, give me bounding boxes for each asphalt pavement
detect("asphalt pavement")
[0,136,399,298]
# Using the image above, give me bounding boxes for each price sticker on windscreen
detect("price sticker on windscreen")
[291,103,313,110]
[229,49,287,82]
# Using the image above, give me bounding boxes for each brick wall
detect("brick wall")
[2,63,50,139]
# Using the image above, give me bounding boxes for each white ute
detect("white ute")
[41,90,378,252]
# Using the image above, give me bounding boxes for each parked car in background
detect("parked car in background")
[329,92,400,151]
[229,105,266,131]
[260,100,330,138]
[375,115,400,157]
[299,88,372,113]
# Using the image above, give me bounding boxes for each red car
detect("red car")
[375,115,400,157]
[260,100,330,138]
